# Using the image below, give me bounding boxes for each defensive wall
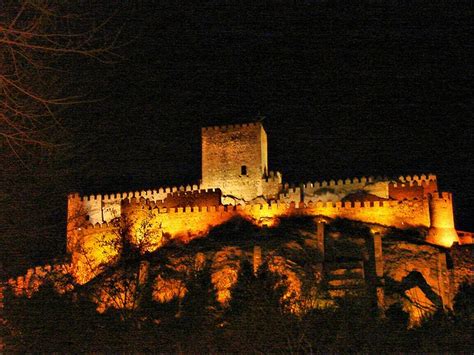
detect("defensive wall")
[301,174,438,203]
[305,198,430,229]
[302,175,390,202]
[114,195,441,240]
[278,185,301,204]
[261,171,283,200]
[396,174,438,191]
[68,194,460,283]
[388,174,438,200]
[67,184,216,225]
[2,263,73,299]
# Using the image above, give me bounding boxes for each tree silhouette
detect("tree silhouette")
[0,1,122,276]
[1,1,119,157]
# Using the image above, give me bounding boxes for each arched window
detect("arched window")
[241,165,247,175]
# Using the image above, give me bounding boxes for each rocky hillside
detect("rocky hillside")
[2,215,473,352]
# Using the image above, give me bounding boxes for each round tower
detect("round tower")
[427,192,459,247]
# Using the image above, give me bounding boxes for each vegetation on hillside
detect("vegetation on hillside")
[2,217,472,352]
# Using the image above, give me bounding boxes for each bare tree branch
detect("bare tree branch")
[1,0,121,156]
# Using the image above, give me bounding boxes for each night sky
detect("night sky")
[66,2,472,230]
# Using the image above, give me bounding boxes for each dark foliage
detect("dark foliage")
[384,226,429,243]
[4,265,473,352]
[276,214,317,233]
[327,217,373,239]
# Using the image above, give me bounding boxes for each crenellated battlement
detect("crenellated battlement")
[69,184,203,203]
[430,192,452,201]
[279,185,301,203]
[302,176,379,190]
[281,186,300,194]
[301,173,436,190]
[122,196,427,216]
[5,263,73,298]
[397,174,437,185]
[60,121,470,295]
[121,187,220,203]
[125,197,294,213]
[165,188,219,196]
[201,122,261,132]
[68,192,81,200]
[301,175,390,203]
[69,182,448,235]
[77,221,117,231]
[307,199,423,209]
[389,180,437,188]
[66,119,465,271]
[263,170,282,182]
[123,197,224,213]
[388,174,438,201]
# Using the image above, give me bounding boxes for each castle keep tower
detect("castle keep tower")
[201,122,281,203]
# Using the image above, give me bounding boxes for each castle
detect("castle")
[64,122,472,285]
[2,121,471,328]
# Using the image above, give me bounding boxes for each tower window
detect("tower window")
[241,165,247,175]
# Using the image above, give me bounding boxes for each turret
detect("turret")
[201,122,281,203]
[427,192,459,247]
[67,193,88,253]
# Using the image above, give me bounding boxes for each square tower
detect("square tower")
[201,122,269,202]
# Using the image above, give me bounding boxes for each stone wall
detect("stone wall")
[67,184,203,225]
[302,176,390,202]
[389,182,424,200]
[67,223,120,284]
[155,189,222,208]
[3,263,73,298]
[68,197,438,283]
[302,174,438,203]
[306,199,431,229]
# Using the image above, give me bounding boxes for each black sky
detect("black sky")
[66,1,473,230]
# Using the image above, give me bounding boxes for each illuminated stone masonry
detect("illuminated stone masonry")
[1,122,471,328]
[64,122,472,293]
[68,121,463,254]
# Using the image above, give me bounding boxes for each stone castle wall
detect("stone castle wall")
[155,189,222,209]
[68,197,443,283]
[68,185,215,225]
[302,176,390,202]
[3,123,469,332]
[301,174,438,203]
[388,174,438,200]
[306,199,431,229]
